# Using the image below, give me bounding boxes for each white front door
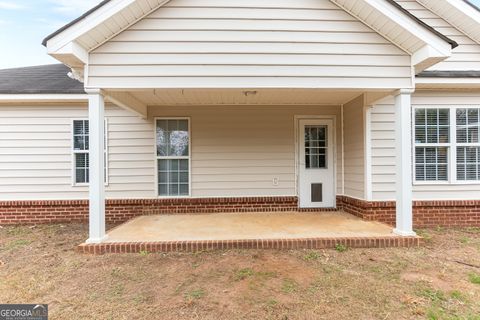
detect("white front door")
[298,119,335,208]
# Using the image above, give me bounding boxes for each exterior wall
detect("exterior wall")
[340,196,480,228]
[2,197,479,228]
[0,197,304,225]
[370,91,480,201]
[0,104,154,200]
[0,104,343,201]
[88,0,412,89]
[150,105,343,198]
[397,0,480,71]
[343,95,365,199]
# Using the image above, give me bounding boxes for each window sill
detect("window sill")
[157,195,192,198]
[413,181,480,186]
[72,183,109,187]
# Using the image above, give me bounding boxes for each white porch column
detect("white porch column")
[86,89,107,243]
[393,89,416,236]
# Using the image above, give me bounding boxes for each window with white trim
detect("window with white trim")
[414,107,480,183]
[156,119,190,196]
[72,119,108,185]
[456,108,480,181]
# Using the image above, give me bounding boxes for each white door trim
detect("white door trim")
[294,115,337,208]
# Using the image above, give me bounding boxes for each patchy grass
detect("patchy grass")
[1,239,32,251]
[139,250,150,256]
[449,290,467,302]
[234,268,255,281]
[416,229,433,243]
[303,250,322,261]
[185,288,205,300]
[334,243,347,252]
[281,278,298,294]
[469,273,480,285]
[417,288,446,303]
[0,224,480,319]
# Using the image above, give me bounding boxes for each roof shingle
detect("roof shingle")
[0,64,85,94]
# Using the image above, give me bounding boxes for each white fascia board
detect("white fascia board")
[412,45,452,73]
[331,0,452,72]
[49,41,89,68]
[446,0,480,21]
[419,0,480,45]
[365,0,452,55]
[0,94,88,103]
[45,0,137,53]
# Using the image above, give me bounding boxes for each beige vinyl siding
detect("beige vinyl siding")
[0,104,342,200]
[343,95,365,199]
[370,91,480,201]
[88,0,412,89]
[370,97,397,200]
[150,105,343,197]
[0,104,155,200]
[396,0,480,71]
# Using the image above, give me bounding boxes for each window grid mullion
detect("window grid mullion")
[414,108,449,182]
[455,108,480,182]
[450,107,456,183]
[72,119,107,186]
[156,119,190,197]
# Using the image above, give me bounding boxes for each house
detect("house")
[1,0,480,248]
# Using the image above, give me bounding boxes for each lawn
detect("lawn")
[0,224,479,320]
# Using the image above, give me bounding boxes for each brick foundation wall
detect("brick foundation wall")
[0,196,479,227]
[337,196,480,228]
[78,236,423,254]
[0,197,320,225]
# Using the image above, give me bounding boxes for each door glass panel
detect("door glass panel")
[305,125,327,169]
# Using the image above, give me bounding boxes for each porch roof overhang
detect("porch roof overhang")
[43,0,456,78]
[42,0,171,69]
[330,0,456,73]
[416,71,480,88]
[417,0,480,45]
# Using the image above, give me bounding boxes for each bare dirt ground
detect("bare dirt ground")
[0,224,479,320]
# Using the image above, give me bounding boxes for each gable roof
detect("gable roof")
[42,0,457,50]
[44,0,479,79]
[0,64,85,94]
[418,0,480,45]
[42,0,111,47]
[387,0,457,48]
[463,0,480,11]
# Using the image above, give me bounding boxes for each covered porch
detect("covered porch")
[40,0,459,250]
[78,211,422,254]
[83,87,417,247]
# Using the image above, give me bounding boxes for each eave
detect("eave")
[43,0,171,69]
[416,71,480,89]
[418,0,480,45]
[44,0,457,82]
[331,0,456,73]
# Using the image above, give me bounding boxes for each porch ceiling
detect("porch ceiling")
[123,89,372,106]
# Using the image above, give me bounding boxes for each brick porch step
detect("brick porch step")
[77,236,423,254]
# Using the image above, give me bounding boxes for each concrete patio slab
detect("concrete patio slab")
[104,211,396,242]
[77,211,423,254]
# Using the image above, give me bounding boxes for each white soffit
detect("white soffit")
[45,0,456,74]
[330,0,455,72]
[44,0,170,67]
[418,0,480,45]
